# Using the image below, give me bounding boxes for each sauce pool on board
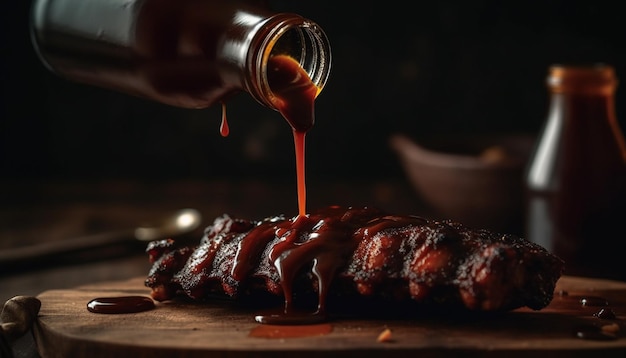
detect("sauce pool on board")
[86,296,155,314]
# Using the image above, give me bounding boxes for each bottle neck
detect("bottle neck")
[547,64,618,126]
[548,64,617,96]
[546,64,626,164]
[242,13,332,110]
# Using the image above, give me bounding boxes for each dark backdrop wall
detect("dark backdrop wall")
[2,0,626,183]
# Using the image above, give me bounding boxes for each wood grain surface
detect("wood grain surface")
[33,276,626,358]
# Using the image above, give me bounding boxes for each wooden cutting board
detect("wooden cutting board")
[33,275,626,358]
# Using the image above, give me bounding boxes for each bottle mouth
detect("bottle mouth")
[548,63,618,93]
[251,14,332,108]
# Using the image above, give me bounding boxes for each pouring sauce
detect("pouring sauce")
[266,54,319,217]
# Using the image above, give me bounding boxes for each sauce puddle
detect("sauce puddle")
[87,296,155,314]
[249,323,333,339]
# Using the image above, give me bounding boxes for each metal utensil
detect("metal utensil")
[0,208,202,272]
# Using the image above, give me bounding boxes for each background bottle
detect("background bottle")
[525,64,626,280]
[30,0,331,111]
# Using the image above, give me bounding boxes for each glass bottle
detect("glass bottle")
[525,64,626,280]
[30,0,331,111]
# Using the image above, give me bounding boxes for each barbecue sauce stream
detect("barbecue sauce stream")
[266,54,319,218]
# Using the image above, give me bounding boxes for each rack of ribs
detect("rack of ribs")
[145,205,564,320]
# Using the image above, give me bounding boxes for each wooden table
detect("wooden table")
[1,179,426,357]
[31,275,626,357]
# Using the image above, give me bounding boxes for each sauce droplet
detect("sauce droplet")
[87,296,155,314]
[220,102,230,137]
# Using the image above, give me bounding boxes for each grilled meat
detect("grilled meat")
[145,205,564,315]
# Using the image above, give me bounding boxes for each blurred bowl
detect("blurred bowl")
[389,133,535,234]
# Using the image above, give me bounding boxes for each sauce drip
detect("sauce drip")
[266,54,318,217]
[87,296,155,314]
[219,102,229,137]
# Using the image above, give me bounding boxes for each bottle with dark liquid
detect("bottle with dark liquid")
[30,0,331,119]
[31,0,331,217]
[525,64,626,280]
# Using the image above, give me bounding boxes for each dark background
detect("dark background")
[2,0,626,184]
